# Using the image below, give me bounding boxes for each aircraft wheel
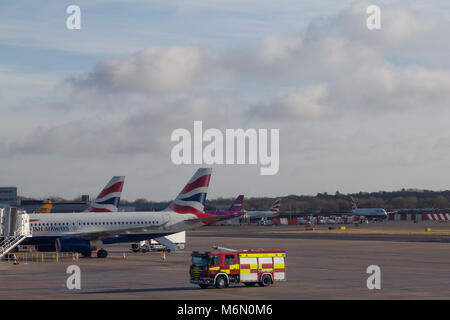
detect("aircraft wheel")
[81,251,92,258]
[97,249,108,258]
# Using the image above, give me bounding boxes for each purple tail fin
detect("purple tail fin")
[228,195,244,211]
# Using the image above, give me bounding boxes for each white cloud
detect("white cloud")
[249,84,335,121]
[4,1,450,199]
[68,47,206,93]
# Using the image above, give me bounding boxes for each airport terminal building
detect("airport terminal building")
[0,187,17,205]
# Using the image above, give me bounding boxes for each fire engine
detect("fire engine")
[190,246,286,289]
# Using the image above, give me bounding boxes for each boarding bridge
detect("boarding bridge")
[0,205,31,259]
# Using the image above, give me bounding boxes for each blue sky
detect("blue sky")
[1,1,450,201]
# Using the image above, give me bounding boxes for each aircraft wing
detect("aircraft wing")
[184,212,243,225]
[184,215,223,224]
[68,224,164,241]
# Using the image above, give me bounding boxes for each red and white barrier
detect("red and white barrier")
[273,215,366,225]
[388,213,450,221]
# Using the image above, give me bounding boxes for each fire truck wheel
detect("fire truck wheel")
[260,275,272,287]
[199,284,209,289]
[215,275,227,289]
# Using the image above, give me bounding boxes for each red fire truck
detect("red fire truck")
[190,246,286,289]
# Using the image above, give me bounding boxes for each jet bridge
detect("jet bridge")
[0,205,31,259]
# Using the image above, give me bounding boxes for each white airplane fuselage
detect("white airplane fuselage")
[245,211,279,220]
[24,210,203,246]
[351,208,387,218]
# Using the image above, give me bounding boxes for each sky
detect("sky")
[1,1,450,201]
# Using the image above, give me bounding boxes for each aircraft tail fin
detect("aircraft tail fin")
[88,176,125,212]
[37,203,53,214]
[228,195,244,211]
[167,168,212,214]
[269,198,282,213]
[350,196,358,210]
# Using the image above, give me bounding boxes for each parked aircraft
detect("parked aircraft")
[245,198,281,223]
[350,197,388,218]
[22,168,220,258]
[205,194,246,219]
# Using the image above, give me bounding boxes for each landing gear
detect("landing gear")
[97,249,108,258]
[81,251,92,258]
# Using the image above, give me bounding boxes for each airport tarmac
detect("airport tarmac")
[0,222,449,300]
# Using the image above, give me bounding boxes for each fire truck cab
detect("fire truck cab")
[190,248,286,289]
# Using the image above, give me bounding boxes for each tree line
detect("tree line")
[19,189,450,212]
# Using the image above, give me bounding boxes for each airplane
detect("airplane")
[22,168,222,258]
[205,194,246,219]
[245,198,282,223]
[350,197,388,219]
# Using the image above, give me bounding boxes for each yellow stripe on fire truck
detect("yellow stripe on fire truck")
[239,253,286,258]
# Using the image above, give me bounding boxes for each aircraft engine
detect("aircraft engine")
[55,238,92,255]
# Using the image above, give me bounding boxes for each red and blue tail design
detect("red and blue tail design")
[270,198,281,213]
[168,168,212,215]
[88,176,125,212]
[229,195,244,211]
[350,196,358,210]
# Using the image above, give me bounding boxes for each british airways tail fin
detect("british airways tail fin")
[88,176,125,212]
[350,196,358,210]
[269,198,281,213]
[167,168,212,214]
[228,195,244,211]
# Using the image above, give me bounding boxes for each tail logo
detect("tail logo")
[88,176,125,212]
[270,198,281,213]
[169,168,212,215]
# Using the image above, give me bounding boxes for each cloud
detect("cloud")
[248,84,336,121]
[67,46,206,93]
[7,2,450,160]
[6,95,233,157]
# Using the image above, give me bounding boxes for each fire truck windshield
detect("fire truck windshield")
[191,256,208,266]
